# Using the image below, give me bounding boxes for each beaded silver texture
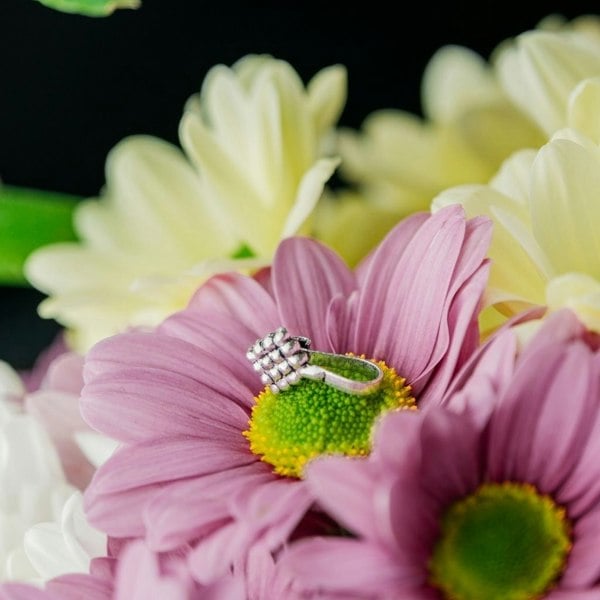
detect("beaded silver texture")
[247,327,383,396]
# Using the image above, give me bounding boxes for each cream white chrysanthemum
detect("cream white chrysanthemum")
[433,78,600,333]
[26,55,346,351]
[0,362,106,584]
[495,16,600,136]
[338,43,544,217]
[338,15,600,222]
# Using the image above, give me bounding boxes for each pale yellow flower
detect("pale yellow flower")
[433,78,600,333]
[495,15,600,137]
[338,43,544,218]
[338,15,600,226]
[312,190,404,268]
[26,56,346,351]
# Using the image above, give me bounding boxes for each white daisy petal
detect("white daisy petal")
[74,431,119,469]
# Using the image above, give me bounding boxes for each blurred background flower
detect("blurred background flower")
[24,56,345,351]
[1,0,598,367]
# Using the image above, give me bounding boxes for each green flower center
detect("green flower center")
[429,482,572,600]
[244,355,415,478]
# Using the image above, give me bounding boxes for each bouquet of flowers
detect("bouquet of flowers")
[2,3,600,598]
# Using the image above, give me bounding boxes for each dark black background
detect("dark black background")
[1,0,598,367]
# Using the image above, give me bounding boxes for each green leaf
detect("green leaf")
[35,0,140,17]
[0,186,79,286]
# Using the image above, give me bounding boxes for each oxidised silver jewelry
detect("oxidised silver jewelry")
[246,327,383,396]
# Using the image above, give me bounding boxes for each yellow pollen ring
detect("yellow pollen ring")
[244,356,415,478]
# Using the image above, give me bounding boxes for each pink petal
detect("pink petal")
[352,205,469,380]
[253,266,274,296]
[82,354,250,443]
[186,272,279,335]
[188,478,312,583]
[114,542,189,600]
[272,238,356,352]
[415,263,490,406]
[20,333,68,393]
[90,556,117,580]
[519,309,588,361]
[442,327,518,422]
[371,410,423,473]
[354,211,429,287]
[84,332,253,413]
[87,437,254,495]
[442,215,492,298]
[144,463,272,551]
[304,456,378,540]
[370,410,476,563]
[385,475,439,567]
[279,538,408,595]
[487,343,564,481]
[242,544,279,600]
[40,352,84,394]
[410,215,492,396]
[419,409,481,503]
[547,589,600,599]
[229,478,313,549]
[558,402,600,518]
[46,575,112,600]
[85,481,166,537]
[488,342,597,490]
[562,509,600,588]
[188,522,251,584]
[387,211,490,388]
[159,311,269,400]
[0,586,57,600]
[525,344,599,493]
[201,578,246,600]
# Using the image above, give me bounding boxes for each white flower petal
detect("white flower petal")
[24,523,80,580]
[0,363,25,404]
[74,431,119,469]
[23,493,105,581]
[5,546,39,584]
[60,492,106,562]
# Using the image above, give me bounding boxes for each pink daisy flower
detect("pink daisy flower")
[112,542,245,600]
[0,586,56,600]
[282,310,600,599]
[80,205,491,583]
[0,543,243,600]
